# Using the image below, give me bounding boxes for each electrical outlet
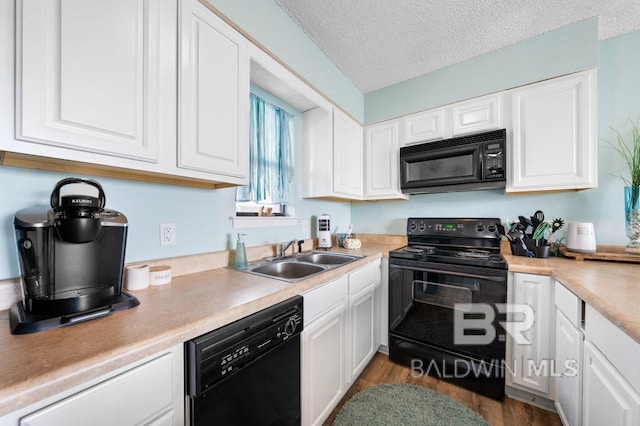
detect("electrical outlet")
[302,220,308,233]
[160,223,176,246]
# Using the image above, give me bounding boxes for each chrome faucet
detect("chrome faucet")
[279,240,296,257]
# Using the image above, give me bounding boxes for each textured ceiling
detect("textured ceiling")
[274,0,640,93]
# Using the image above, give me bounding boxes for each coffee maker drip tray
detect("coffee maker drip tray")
[9,291,139,335]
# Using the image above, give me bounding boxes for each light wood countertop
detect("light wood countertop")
[1,240,639,417]
[0,243,400,417]
[505,252,640,344]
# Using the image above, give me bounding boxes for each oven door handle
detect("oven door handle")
[390,264,505,282]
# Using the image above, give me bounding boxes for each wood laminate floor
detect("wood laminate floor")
[323,353,562,426]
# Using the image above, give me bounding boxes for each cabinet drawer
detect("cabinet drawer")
[348,260,381,295]
[303,276,348,326]
[20,353,175,426]
[586,305,640,393]
[554,280,581,327]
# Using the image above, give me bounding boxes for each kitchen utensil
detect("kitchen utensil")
[566,222,597,253]
[518,216,533,235]
[512,229,535,257]
[530,211,544,229]
[552,218,565,233]
[533,222,551,240]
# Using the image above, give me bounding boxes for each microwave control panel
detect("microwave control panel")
[483,142,505,180]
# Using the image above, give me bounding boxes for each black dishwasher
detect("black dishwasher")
[185,295,303,426]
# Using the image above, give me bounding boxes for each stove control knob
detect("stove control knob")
[487,225,497,233]
[476,225,485,232]
[409,222,417,232]
[418,223,426,232]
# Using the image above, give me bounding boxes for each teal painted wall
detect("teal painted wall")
[0,85,350,280]
[365,18,599,124]
[206,0,364,122]
[352,30,640,248]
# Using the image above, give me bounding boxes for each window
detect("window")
[235,94,294,216]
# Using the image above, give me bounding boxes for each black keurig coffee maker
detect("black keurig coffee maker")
[10,177,139,334]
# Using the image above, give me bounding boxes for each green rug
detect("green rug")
[333,383,490,426]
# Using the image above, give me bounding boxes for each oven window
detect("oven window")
[413,280,474,308]
[389,266,506,361]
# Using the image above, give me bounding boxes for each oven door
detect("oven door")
[388,259,506,362]
[400,143,482,191]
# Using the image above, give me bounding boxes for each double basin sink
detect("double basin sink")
[233,251,364,282]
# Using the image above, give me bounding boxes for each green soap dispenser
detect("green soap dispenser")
[234,233,247,268]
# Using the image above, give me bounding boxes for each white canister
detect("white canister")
[125,264,150,291]
[566,222,597,254]
[149,265,172,285]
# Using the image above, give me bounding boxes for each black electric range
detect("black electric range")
[388,218,508,400]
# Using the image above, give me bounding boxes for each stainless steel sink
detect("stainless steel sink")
[296,252,356,265]
[251,261,325,280]
[233,251,364,282]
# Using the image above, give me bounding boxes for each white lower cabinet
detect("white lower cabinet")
[555,310,583,426]
[301,260,382,426]
[347,260,382,383]
[583,341,640,426]
[0,345,184,426]
[302,276,348,426]
[508,272,555,398]
[554,280,584,426]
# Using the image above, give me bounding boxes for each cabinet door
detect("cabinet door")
[555,310,583,426]
[400,108,447,145]
[508,69,597,192]
[364,121,405,199]
[16,0,163,162]
[452,93,503,136]
[179,0,249,179]
[333,110,363,198]
[348,285,377,384]
[20,352,177,426]
[302,301,347,426]
[511,273,554,396]
[583,341,640,426]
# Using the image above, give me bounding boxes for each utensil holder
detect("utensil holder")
[510,239,550,258]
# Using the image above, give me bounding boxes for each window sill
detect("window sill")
[230,216,299,229]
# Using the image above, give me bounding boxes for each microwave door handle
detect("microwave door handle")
[390,264,504,282]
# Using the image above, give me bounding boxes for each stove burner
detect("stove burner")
[456,249,492,259]
[410,246,436,254]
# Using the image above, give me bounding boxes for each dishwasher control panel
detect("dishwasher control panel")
[186,296,303,397]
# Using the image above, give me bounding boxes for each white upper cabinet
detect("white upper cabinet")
[508,69,597,192]
[14,0,168,162]
[452,93,504,136]
[303,107,363,200]
[178,0,249,181]
[400,108,448,146]
[399,92,504,146]
[333,109,363,197]
[363,121,406,200]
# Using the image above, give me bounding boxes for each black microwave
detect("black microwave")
[399,129,506,194]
